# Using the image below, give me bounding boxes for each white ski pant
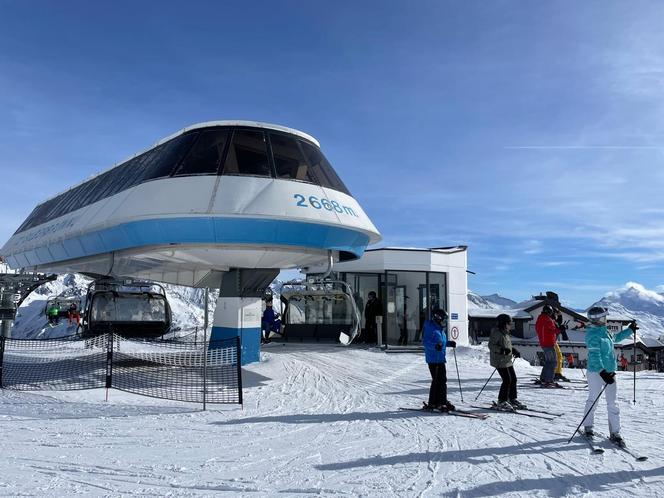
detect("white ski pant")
[583,371,621,434]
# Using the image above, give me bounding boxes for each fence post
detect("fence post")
[105,331,114,402]
[236,336,243,406]
[0,336,5,388]
[203,332,208,411]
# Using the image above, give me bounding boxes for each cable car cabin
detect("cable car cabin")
[81,280,172,338]
[44,296,82,325]
[280,280,360,343]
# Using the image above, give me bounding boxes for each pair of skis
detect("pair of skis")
[468,403,561,420]
[577,430,647,461]
[399,403,489,420]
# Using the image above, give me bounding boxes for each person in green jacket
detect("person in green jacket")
[489,314,525,411]
[582,306,638,444]
[47,303,60,325]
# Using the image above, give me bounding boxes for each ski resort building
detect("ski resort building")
[469,293,663,371]
[302,247,469,346]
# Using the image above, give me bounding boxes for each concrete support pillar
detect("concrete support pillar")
[210,297,262,365]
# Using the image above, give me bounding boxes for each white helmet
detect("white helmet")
[587,306,608,325]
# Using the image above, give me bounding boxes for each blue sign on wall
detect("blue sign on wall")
[451,313,459,320]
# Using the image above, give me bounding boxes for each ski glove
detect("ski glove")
[500,348,511,355]
[447,340,457,349]
[435,343,443,351]
[629,321,639,333]
[599,369,616,385]
[511,348,521,358]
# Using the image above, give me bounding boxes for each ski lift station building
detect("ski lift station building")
[0,121,381,363]
[305,247,469,347]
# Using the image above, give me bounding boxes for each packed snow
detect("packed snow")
[1,344,662,496]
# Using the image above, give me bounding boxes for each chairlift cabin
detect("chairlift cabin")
[280,280,361,344]
[81,279,172,338]
[43,296,83,320]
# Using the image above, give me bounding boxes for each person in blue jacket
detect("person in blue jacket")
[423,308,457,412]
[582,306,638,444]
[261,296,281,344]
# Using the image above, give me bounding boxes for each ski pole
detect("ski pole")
[475,368,496,401]
[633,327,637,404]
[452,346,463,403]
[567,382,608,444]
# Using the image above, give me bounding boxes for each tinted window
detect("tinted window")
[136,133,197,182]
[175,130,228,175]
[270,133,316,183]
[222,130,271,177]
[299,140,350,194]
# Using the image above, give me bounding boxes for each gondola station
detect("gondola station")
[0,121,382,363]
[286,246,470,347]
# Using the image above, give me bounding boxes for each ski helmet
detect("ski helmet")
[542,304,554,316]
[587,306,608,325]
[432,308,448,323]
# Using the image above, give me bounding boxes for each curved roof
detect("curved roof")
[161,121,320,147]
[38,121,321,204]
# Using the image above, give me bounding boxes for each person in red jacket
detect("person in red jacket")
[536,304,559,387]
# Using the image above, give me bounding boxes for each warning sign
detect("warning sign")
[451,327,459,340]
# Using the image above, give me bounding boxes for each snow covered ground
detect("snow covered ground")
[1,344,663,496]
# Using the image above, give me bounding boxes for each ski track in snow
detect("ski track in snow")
[0,344,663,497]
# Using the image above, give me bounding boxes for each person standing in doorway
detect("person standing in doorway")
[423,308,456,411]
[536,304,560,387]
[364,291,383,344]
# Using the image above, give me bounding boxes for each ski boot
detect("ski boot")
[442,400,455,412]
[554,373,571,382]
[494,401,516,412]
[509,399,527,410]
[609,433,626,448]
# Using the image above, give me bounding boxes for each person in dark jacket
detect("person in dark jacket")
[423,308,457,411]
[363,291,383,344]
[489,314,526,411]
[261,297,281,344]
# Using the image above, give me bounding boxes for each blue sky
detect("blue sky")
[1,1,663,307]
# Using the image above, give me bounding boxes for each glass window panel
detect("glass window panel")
[270,133,316,183]
[299,140,350,194]
[141,133,198,181]
[175,130,227,176]
[222,129,271,177]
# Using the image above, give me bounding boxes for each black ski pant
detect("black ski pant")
[497,366,518,403]
[428,363,447,407]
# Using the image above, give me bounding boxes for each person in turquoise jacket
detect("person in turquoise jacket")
[582,306,638,444]
[423,308,457,412]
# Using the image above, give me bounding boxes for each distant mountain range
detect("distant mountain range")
[469,282,664,341]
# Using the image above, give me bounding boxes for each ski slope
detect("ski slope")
[0,344,662,496]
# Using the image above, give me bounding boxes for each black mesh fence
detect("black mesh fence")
[0,334,242,406]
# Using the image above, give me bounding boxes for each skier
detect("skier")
[488,313,526,411]
[47,302,60,325]
[423,308,457,411]
[68,302,80,325]
[535,304,559,387]
[261,297,281,344]
[582,306,638,444]
[554,311,570,382]
[619,354,629,371]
